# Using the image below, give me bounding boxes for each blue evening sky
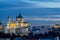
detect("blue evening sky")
[0,0,60,26]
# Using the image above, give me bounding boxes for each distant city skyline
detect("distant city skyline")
[0,0,60,25]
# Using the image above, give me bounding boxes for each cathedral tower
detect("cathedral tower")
[7,16,11,27]
[7,16,10,23]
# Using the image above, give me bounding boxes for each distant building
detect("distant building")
[31,25,52,35]
[54,23,60,29]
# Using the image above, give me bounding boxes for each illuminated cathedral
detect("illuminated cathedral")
[6,14,29,28]
[4,13,29,36]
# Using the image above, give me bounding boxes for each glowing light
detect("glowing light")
[54,24,59,28]
[17,18,20,21]
[20,23,28,27]
[8,23,16,28]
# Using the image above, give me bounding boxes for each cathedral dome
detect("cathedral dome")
[16,13,23,19]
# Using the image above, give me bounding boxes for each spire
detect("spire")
[17,13,23,18]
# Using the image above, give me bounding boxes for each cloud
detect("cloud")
[0,0,60,10]
[54,0,60,1]
[0,7,40,11]
[42,15,60,18]
[24,17,60,21]
[21,0,60,8]
[24,15,60,21]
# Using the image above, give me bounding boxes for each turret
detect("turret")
[7,16,10,23]
[7,16,11,27]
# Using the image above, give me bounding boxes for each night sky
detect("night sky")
[0,0,60,26]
